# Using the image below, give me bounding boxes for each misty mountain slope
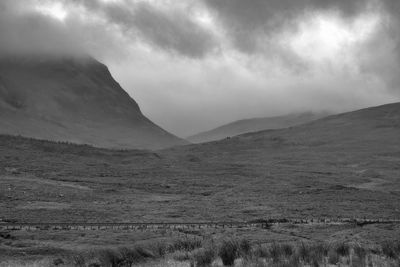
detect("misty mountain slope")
[187,112,330,143]
[0,56,186,149]
[177,102,400,161]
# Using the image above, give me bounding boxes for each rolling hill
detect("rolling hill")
[183,102,400,158]
[1,102,399,224]
[187,112,330,143]
[0,55,186,149]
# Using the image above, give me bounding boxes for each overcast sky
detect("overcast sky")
[1,0,400,137]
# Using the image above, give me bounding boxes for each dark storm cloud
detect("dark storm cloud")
[64,0,217,58]
[202,0,388,53]
[131,3,217,58]
[101,2,217,58]
[0,0,217,58]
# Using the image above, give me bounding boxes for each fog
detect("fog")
[1,0,400,136]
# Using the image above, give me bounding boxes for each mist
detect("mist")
[1,0,400,137]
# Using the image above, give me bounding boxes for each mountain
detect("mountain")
[0,55,186,149]
[187,112,330,143]
[181,102,400,159]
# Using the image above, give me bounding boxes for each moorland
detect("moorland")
[0,102,399,266]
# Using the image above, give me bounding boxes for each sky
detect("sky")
[0,0,400,137]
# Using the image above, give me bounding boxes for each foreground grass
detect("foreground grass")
[2,237,400,266]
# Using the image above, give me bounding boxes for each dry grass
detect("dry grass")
[0,259,53,267]
[218,239,240,266]
[381,240,400,259]
[3,237,400,267]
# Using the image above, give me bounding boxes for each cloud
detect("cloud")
[201,0,400,93]
[202,0,371,53]
[0,0,399,136]
[0,0,81,57]
[85,0,217,58]
[0,0,218,59]
[129,2,217,58]
[66,0,218,58]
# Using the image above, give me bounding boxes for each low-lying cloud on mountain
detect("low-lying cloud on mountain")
[1,0,400,137]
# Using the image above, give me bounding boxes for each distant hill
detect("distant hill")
[183,102,400,157]
[0,55,186,149]
[187,112,330,143]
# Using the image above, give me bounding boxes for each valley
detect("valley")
[0,103,399,266]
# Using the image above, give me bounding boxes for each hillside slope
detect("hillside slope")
[184,102,400,157]
[187,112,330,143]
[0,102,399,223]
[0,56,186,149]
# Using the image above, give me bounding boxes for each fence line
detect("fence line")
[1,218,399,231]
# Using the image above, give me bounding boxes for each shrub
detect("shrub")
[119,247,141,266]
[253,244,269,259]
[97,249,123,267]
[72,253,86,267]
[308,243,329,265]
[298,242,311,263]
[352,246,367,267]
[288,253,301,267]
[193,247,216,267]
[151,241,168,257]
[118,245,155,265]
[281,244,294,257]
[219,239,240,266]
[172,250,192,262]
[269,243,282,262]
[335,243,350,257]
[267,243,294,263]
[132,245,155,260]
[381,241,400,259]
[312,243,329,257]
[328,249,339,265]
[52,258,64,266]
[239,239,252,258]
[354,245,367,260]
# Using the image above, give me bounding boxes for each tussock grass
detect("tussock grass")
[269,243,293,262]
[253,244,269,259]
[297,242,311,263]
[327,249,339,265]
[97,248,124,266]
[117,246,155,266]
[171,250,192,262]
[193,246,216,267]
[72,252,86,267]
[218,239,240,266]
[381,240,400,259]
[168,237,203,253]
[238,238,252,259]
[66,244,157,267]
[4,237,400,267]
[335,242,350,257]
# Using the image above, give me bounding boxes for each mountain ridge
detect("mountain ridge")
[0,55,186,149]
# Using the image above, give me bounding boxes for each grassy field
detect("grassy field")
[1,228,400,266]
[0,103,399,265]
